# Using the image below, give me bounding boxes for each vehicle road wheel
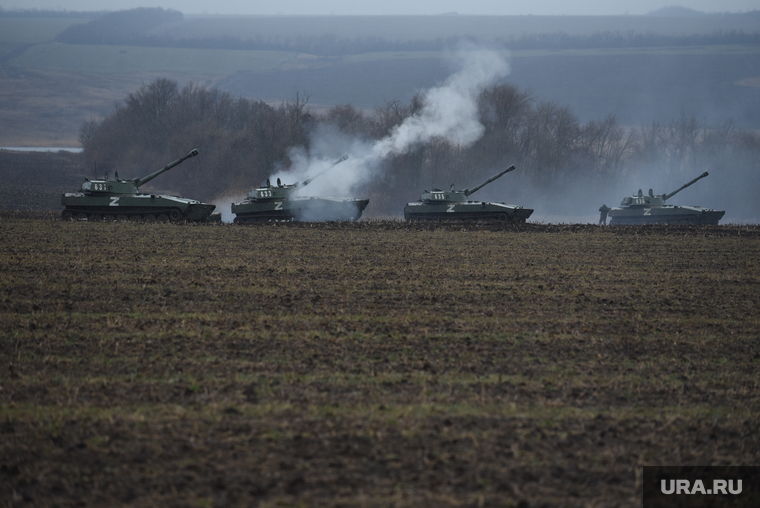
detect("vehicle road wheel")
[130,215,142,223]
[144,214,156,223]
[77,213,88,221]
[169,209,182,222]
[157,214,170,223]
[117,214,129,222]
[61,210,73,221]
[89,213,103,222]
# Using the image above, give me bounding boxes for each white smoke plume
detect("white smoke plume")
[372,47,510,159]
[269,45,511,209]
[272,134,375,198]
[211,193,245,223]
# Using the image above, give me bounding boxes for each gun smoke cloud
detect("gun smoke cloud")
[372,47,510,158]
[268,45,511,217]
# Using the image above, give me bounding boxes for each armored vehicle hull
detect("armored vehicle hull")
[61,194,216,222]
[404,201,533,222]
[599,172,724,226]
[607,206,724,225]
[232,196,369,223]
[61,149,218,222]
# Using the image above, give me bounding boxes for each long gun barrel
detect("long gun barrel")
[135,149,199,188]
[664,171,709,200]
[464,165,516,197]
[300,155,349,189]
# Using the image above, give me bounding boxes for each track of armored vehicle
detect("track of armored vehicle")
[61,149,218,223]
[404,165,533,222]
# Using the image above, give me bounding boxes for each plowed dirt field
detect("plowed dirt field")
[1,219,759,507]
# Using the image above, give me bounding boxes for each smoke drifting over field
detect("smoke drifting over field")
[268,46,511,218]
[270,133,374,198]
[212,193,245,223]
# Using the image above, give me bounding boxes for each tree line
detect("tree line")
[79,78,760,218]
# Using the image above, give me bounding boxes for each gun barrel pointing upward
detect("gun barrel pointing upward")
[664,171,709,200]
[300,155,349,189]
[136,149,199,188]
[464,165,516,197]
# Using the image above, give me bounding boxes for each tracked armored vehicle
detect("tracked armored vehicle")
[404,165,532,222]
[600,171,724,225]
[61,149,217,222]
[231,155,369,223]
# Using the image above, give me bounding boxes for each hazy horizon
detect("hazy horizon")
[1,0,758,16]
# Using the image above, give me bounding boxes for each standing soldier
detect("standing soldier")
[599,204,610,225]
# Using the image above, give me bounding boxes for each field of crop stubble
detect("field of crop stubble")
[1,219,759,507]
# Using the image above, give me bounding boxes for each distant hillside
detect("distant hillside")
[647,6,706,16]
[2,10,760,148]
[54,8,182,45]
[43,9,760,54]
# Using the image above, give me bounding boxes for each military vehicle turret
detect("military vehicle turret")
[404,165,533,222]
[231,155,369,223]
[600,171,724,225]
[61,149,218,222]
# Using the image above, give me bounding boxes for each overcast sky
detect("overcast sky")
[3,0,758,16]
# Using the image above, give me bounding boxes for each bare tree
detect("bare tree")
[577,116,635,182]
[324,104,372,138]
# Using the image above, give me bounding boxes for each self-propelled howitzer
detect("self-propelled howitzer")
[404,165,533,222]
[599,171,725,225]
[61,149,218,222]
[231,155,369,222]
